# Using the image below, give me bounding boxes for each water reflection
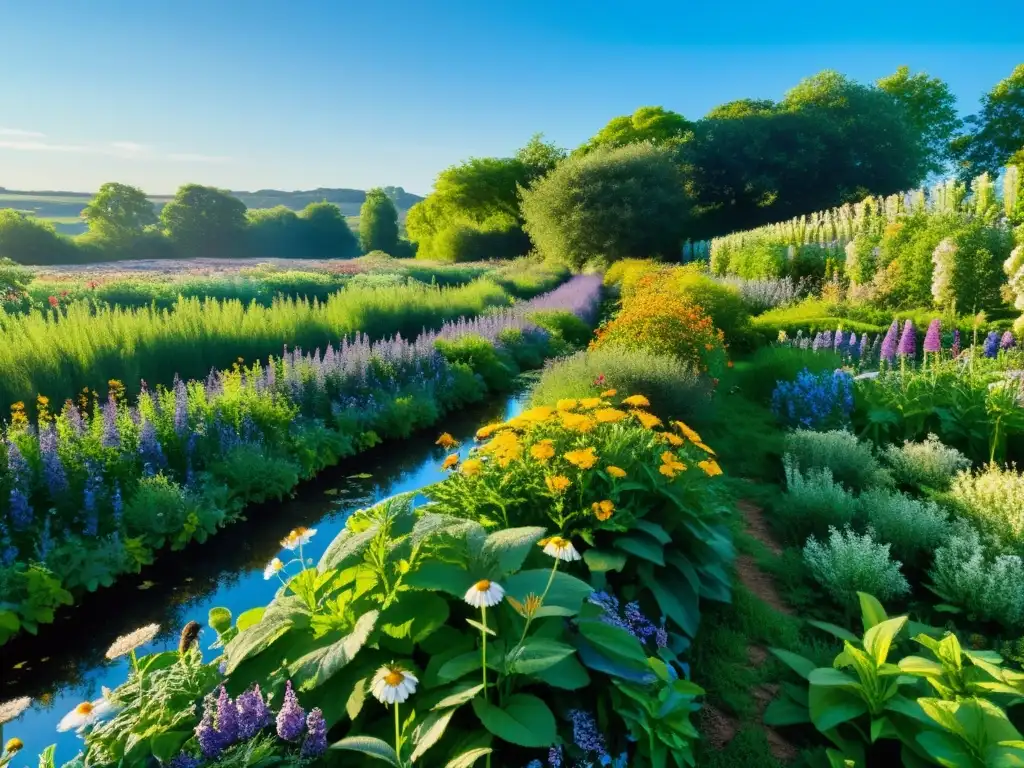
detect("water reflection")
[3,391,527,762]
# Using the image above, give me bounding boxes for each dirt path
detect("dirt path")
[702,498,798,763]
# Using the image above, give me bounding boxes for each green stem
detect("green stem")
[394,702,402,763]
[481,604,488,699]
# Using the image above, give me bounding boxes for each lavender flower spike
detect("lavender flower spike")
[951,330,962,357]
[236,684,272,740]
[1001,331,1016,350]
[215,685,239,747]
[880,321,899,363]
[897,320,916,358]
[984,331,1000,358]
[924,319,941,353]
[300,708,327,758]
[276,680,306,741]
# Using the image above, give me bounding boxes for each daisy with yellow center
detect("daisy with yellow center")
[530,440,555,462]
[263,557,285,580]
[281,527,316,551]
[441,453,460,471]
[560,412,596,433]
[633,410,662,430]
[435,432,459,449]
[371,664,418,705]
[461,458,483,476]
[464,579,505,608]
[556,398,578,411]
[579,397,603,409]
[622,394,650,408]
[540,536,581,561]
[57,698,115,733]
[699,459,724,477]
[545,475,571,494]
[591,500,615,521]
[673,421,703,443]
[594,408,627,423]
[563,447,598,470]
[606,465,627,478]
[600,388,617,397]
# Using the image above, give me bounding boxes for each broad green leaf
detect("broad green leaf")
[503,569,592,617]
[318,525,380,573]
[583,549,627,573]
[37,745,56,768]
[808,685,868,732]
[432,682,485,710]
[406,561,474,597]
[480,527,547,577]
[916,731,975,768]
[289,610,378,685]
[331,736,400,765]
[857,592,888,632]
[807,619,860,644]
[863,617,907,666]
[208,607,232,635]
[578,619,648,666]
[763,697,811,726]
[641,563,699,637]
[505,638,575,676]
[445,748,492,768]
[631,519,671,544]
[224,613,294,674]
[537,653,590,690]
[898,656,945,678]
[471,694,556,747]
[769,648,818,680]
[381,593,450,643]
[809,668,861,688]
[438,652,485,684]
[235,607,265,632]
[410,708,456,762]
[150,731,190,764]
[613,532,665,566]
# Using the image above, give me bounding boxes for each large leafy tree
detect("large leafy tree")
[520,142,689,269]
[515,132,567,183]
[704,99,776,120]
[160,184,248,258]
[300,201,359,259]
[81,182,157,243]
[877,65,961,176]
[359,187,400,254]
[579,106,691,153]
[953,64,1024,179]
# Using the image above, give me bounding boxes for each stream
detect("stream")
[2,389,529,763]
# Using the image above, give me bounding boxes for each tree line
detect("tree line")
[406,64,1024,266]
[0,184,409,265]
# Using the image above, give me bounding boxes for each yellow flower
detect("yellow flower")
[591,499,615,521]
[441,454,459,471]
[545,475,571,494]
[561,412,596,433]
[634,410,662,429]
[520,406,554,423]
[660,451,677,464]
[694,441,717,456]
[564,447,598,470]
[476,422,503,440]
[600,389,617,397]
[435,432,459,449]
[5,738,24,754]
[579,397,603,410]
[483,432,522,467]
[530,440,556,462]
[622,394,650,408]
[556,398,578,412]
[659,461,687,478]
[699,459,723,477]
[663,433,684,446]
[606,465,627,478]
[594,408,627,423]
[505,415,531,430]
[461,458,483,476]
[672,421,703,444]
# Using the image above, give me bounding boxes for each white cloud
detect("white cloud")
[0,127,46,138]
[0,139,88,152]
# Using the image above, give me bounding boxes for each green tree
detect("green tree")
[300,201,360,259]
[704,99,776,119]
[160,184,248,258]
[247,206,303,258]
[359,187,400,254]
[579,106,691,153]
[81,182,157,244]
[0,210,79,265]
[520,142,689,269]
[515,133,567,183]
[953,64,1024,179]
[877,65,961,176]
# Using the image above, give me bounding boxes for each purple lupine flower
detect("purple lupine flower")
[811,332,823,351]
[924,319,941,353]
[215,686,239,746]
[173,377,189,436]
[39,426,68,498]
[137,418,166,474]
[101,396,121,449]
[300,708,327,758]
[820,330,833,350]
[847,332,857,357]
[275,681,305,741]
[548,745,563,768]
[6,440,27,479]
[82,462,102,537]
[897,320,916,358]
[984,331,1000,358]
[569,710,608,760]
[880,321,899,363]
[951,330,962,357]
[8,488,33,530]
[236,685,272,740]
[168,754,202,768]
[833,329,845,352]
[859,333,869,361]
[196,695,223,758]
[66,404,84,435]
[1001,331,1016,350]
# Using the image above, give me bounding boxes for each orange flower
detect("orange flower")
[694,441,717,456]
[564,447,598,470]
[561,411,597,433]
[699,459,723,477]
[579,397,603,410]
[663,433,684,446]
[520,406,554,423]
[476,422,503,440]
[441,454,459,471]
[600,389,617,397]
[727,360,734,368]
[545,475,571,494]
[660,451,687,478]
[461,458,483,476]
[606,465,627,478]
[594,408,627,424]
[672,421,703,444]
[591,499,615,521]
[621,394,650,408]
[436,432,459,449]
[556,399,578,412]
[660,451,677,464]
[634,410,662,430]
[530,439,556,462]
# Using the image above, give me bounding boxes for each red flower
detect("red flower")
[60,290,69,297]
[48,295,58,307]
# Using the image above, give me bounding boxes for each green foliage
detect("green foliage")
[530,347,713,424]
[778,459,859,544]
[526,310,591,348]
[877,66,962,177]
[0,209,80,265]
[881,433,971,491]
[299,200,361,259]
[520,142,690,269]
[738,346,844,404]
[359,188,400,255]
[579,106,691,153]
[803,526,910,608]
[81,182,157,245]
[783,429,891,492]
[945,463,1024,552]
[858,488,949,572]
[953,64,1024,179]
[435,335,519,392]
[159,184,248,259]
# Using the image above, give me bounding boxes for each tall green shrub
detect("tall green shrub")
[359,188,400,254]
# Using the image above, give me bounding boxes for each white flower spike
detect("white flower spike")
[263,557,284,580]
[280,527,316,551]
[370,665,418,705]
[464,579,505,608]
[541,536,581,562]
[57,698,114,733]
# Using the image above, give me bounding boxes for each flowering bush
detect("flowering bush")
[881,433,971,490]
[946,464,1024,551]
[771,368,854,429]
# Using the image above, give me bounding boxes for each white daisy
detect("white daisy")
[370,665,418,705]
[0,697,31,726]
[263,557,284,580]
[57,698,115,732]
[541,536,581,562]
[464,579,504,608]
[105,623,161,660]
[281,527,316,551]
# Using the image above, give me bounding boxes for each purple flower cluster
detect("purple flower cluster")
[137,418,166,475]
[520,274,603,326]
[39,426,67,497]
[299,708,327,758]
[236,684,273,740]
[1001,331,1016,350]
[924,319,941,354]
[984,331,1001,358]
[588,591,668,648]
[276,680,306,741]
[897,320,916,358]
[772,368,855,430]
[569,710,609,762]
[195,683,306,760]
[101,395,121,449]
[952,330,962,357]
[6,442,32,531]
[880,320,900,363]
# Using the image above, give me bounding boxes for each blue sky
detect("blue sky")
[0,0,1021,196]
